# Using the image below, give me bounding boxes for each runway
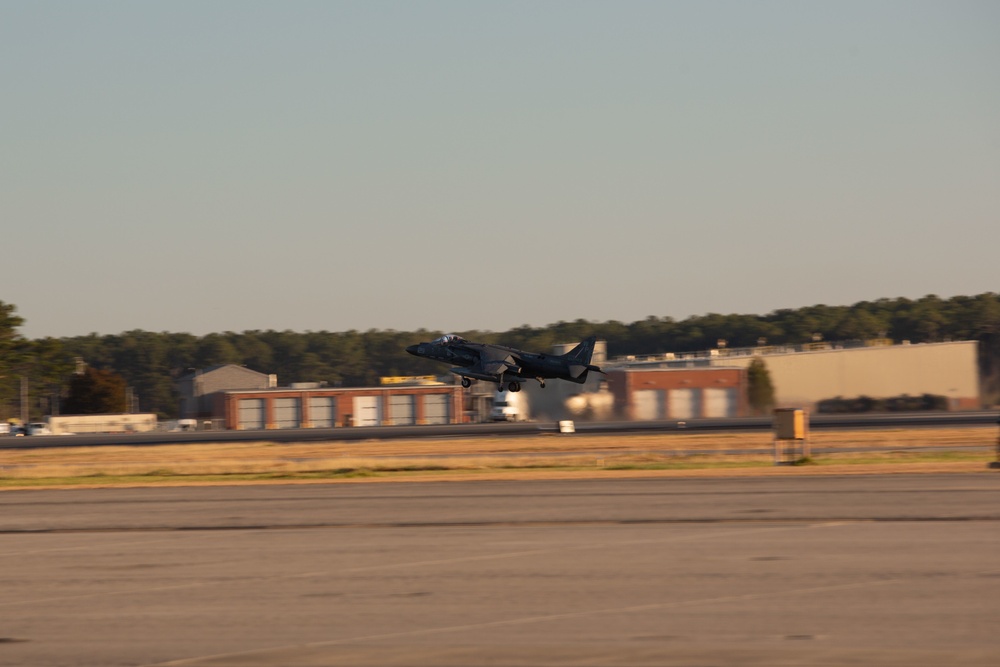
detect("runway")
[2,474,999,666]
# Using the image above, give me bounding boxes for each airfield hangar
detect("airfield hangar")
[519,337,981,421]
[177,365,277,420]
[607,339,981,416]
[215,382,464,429]
[180,338,980,428]
[177,365,465,429]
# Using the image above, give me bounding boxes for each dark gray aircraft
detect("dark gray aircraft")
[405,335,604,392]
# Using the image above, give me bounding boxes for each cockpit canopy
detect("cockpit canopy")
[432,334,466,345]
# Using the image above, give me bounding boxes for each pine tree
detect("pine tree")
[747,357,775,416]
[0,301,27,420]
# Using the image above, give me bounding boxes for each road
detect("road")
[4,410,999,449]
[1,474,999,666]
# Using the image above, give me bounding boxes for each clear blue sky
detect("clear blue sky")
[2,1,998,339]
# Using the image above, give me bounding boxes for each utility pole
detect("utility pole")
[20,376,28,424]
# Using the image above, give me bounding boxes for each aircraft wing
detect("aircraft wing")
[479,347,520,375]
[481,358,514,376]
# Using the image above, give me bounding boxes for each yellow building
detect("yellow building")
[712,340,980,410]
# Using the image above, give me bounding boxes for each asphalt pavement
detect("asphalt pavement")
[1,474,999,666]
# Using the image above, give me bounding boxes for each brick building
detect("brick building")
[605,367,748,419]
[215,383,465,429]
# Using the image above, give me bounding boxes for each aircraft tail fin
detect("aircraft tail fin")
[562,337,605,381]
[561,336,597,365]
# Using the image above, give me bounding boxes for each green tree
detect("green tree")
[747,358,776,416]
[194,333,243,367]
[833,308,889,341]
[62,366,127,414]
[21,337,74,418]
[0,301,24,352]
[0,301,27,420]
[234,331,275,372]
[9,290,998,418]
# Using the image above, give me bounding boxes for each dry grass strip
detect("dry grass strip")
[1,426,995,489]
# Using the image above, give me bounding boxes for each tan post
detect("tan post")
[990,415,1000,470]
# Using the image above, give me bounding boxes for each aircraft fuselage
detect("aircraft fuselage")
[405,335,602,391]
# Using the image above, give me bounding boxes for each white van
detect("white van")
[26,422,53,436]
[490,390,529,422]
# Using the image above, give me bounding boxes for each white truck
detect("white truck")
[490,389,529,422]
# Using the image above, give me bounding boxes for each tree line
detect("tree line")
[2,293,998,420]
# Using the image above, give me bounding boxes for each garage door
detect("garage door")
[388,394,415,425]
[423,394,450,425]
[632,390,665,420]
[668,389,699,420]
[238,399,265,430]
[353,396,381,427]
[273,398,301,429]
[703,387,736,418]
[309,397,336,428]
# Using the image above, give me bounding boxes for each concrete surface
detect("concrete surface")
[1,474,999,666]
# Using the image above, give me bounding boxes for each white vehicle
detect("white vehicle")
[490,389,529,422]
[26,422,53,436]
[46,413,157,435]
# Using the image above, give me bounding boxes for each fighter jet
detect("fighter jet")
[405,335,604,392]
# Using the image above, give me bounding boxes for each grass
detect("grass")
[1,427,995,488]
[0,450,992,488]
[813,449,987,465]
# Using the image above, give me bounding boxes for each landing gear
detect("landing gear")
[537,378,546,389]
[508,381,521,392]
[461,377,472,388]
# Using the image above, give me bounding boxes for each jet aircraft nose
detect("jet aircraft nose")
[405,344,420,356]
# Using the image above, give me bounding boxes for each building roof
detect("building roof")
[178,364,270,381]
